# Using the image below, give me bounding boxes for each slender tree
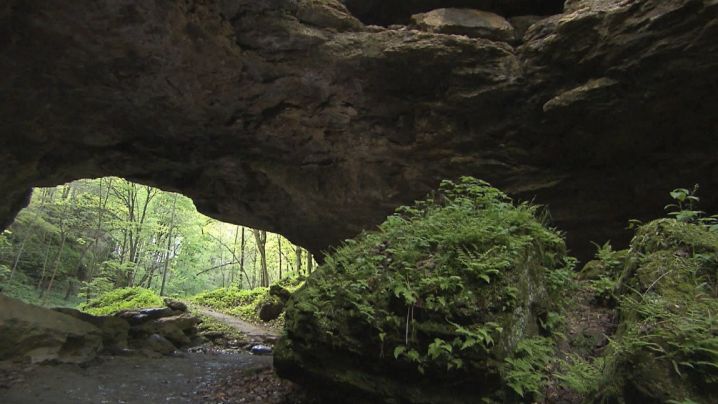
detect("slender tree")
[295,245,303,276]
[160,193,178,296]
[252,229,269,287]
[277,234,283,280]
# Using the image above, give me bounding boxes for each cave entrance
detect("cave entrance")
[0,177,316,306]
[0,177,316,402]
[342,0,566,26]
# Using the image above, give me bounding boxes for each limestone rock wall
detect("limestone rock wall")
[1,0,717,259]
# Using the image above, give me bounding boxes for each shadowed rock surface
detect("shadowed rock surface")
[1,0,717,259]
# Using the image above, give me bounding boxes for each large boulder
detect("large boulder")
[0,295,102,364]
[275,178,573,402]
[591,218,718,403]
[410,8,516,42]
[258,299,285,322]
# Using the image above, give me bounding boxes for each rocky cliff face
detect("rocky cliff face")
[1,0,717,258]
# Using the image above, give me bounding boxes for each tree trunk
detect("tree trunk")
[36,243,52,292]
[278,234,282,280]
[252,229,268,287]
[231,226,239,285]
[307,250,314,275]
[42,233,67,304]
[8,236,28,281]
[295,246,303,276]
[239,227,246,287]
[159,194,178,296]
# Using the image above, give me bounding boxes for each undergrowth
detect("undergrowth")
[0,271,82,308]
[192,276,304,325]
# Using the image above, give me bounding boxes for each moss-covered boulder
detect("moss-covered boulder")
[275,178,574,403]
[192,277,306,324]
[594,218,718,403]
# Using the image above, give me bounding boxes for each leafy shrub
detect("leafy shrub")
[504,337,555,399]
[556,355,604,395]
[80,287,164,316]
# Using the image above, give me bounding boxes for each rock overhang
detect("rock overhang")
[1,0,717,261]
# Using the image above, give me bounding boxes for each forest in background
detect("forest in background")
[0,177,316,307]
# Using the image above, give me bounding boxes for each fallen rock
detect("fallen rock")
[116,307,181,326]
[53,307,130,351]
[135,314,202,347]
[410,8,516,42]
[142,334,176,356]
[590,218,718,403]
[250,344,273,355]
[258,300,285,322]
[0,295,102,364]
[163,299,188,312]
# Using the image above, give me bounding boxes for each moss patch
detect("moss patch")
[79,287,164,316]
[192,277,305,327]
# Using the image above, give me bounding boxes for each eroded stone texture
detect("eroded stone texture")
[0,295,103,364]
[343,0,566,25]
[1,0,717,259]
[410,8,516,43]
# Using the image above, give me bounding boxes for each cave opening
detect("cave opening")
[342,0,566,26]
[0,177,316,305]
[0,176,317,401]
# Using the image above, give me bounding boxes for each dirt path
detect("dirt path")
[195,306,278,343]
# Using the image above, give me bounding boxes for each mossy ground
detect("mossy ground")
[192,277,304,329]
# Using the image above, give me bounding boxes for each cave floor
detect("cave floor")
[1,309,308,404]
[0,350,309,403]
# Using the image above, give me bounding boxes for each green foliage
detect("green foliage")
[80,287,164,315]
[193,286,268,311]
[0,178,312,307]
[556,355,603,396]
[280,177,573,400]
[591,214,718,402]
[503,337,555,399]
[665,185,703,223]
[665,185,718,230]
[589,275,617,305]
[0,272,81,308]
[192,276,304,324]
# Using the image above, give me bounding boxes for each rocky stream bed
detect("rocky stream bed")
[0,300,310,403]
